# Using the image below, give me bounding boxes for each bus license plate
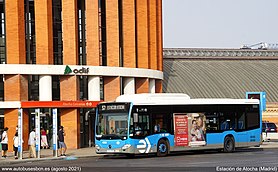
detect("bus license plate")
[107,150,115,152]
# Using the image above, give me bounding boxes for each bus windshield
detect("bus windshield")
[96,103,130,140]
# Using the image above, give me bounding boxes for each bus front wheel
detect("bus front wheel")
[223,136,235,153]
[157,139,168,157]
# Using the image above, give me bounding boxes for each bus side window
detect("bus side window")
[220,121,229,130]
[205,113,219,132]
[219,112,236,130]
[238,121,244,129]
[237,113,246,130]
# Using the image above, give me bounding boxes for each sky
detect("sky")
[162,0,278,48]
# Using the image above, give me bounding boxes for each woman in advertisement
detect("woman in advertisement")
[191,120,203,141]
[189,114,206,146]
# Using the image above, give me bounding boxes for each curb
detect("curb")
[0,154,103,165]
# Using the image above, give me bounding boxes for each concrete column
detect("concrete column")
[62,0,78,65]
[106,0,119,66]
[149,78,155,93]
[35,0,53,64]
[88,76,100,101]
[39,75,52,101]
[104,76,120,102]
[5,109,18,152]
[23,109,29,151]
[155,79,163,93]
[135,78,149,94]
[5,0,25,64]
[136,0,149,69]
[122,0,136,68]
[148,0,157,70]
[60,76,79,101]
[4,75,28,101]
[157,0,163,71]
[61,109,80,149]
[3,109,29,152]
[86,0,100,66]
[123,77,135,95]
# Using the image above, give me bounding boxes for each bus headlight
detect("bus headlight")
[95,145,100,150]
[122,144,131,150]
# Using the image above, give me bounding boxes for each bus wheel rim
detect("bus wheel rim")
[227,140,230,149]
[226,139,233,150]
[159,144,167,153]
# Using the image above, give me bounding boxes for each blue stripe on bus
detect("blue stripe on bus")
[96,128,260,151]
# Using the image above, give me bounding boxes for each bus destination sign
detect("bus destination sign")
[99,103,129,113]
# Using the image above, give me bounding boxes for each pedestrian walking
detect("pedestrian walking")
[1,127,9,159]
[58,126,67,157]
[28,128,36,158]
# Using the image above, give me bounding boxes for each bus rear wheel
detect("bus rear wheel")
[224,136,235,153]
[157,139,168,157]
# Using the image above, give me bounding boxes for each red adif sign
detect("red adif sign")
[174,114,188,146]
[21,101,101,108]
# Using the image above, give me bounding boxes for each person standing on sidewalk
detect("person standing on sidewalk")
[58,126,67,157]
[13,132,19,159]
[41,128,49,149]
[28,128,36,158]
[1,127,8,158]
[0,129,2,151]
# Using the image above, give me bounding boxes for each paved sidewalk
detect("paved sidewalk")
[0,146,101,165]
[0,141,277,165]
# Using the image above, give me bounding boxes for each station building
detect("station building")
[163,48,278,126]
[0,0,163,151]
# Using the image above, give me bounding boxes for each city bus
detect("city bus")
[95,93,261,157]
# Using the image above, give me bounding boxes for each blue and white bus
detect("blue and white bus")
[95,93,261,157]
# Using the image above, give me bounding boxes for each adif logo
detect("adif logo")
[64,65,89,75]
[136,138,151,153]
[64,65,72,74]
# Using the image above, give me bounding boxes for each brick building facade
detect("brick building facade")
[0,0,163,150]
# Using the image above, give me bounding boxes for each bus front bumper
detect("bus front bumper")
[95,144,135,154]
